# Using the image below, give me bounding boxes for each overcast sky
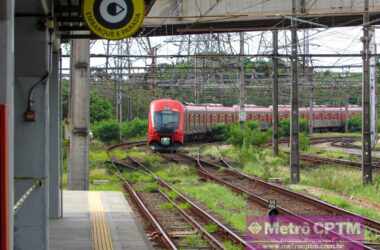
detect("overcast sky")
[62,26,379,74]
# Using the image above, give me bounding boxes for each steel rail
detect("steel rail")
[171,153,376,250]
[123,181,178,250]
[106,140,146,152]
[106,144,178,249]
[111,155,237,249]
[299,154,380,169]
[126,157,255,250]
[219,158,380,233]
[158,190,226,250]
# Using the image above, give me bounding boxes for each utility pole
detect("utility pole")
[362,0,373,184]
[194,41,199,103]
[303,29,314,135]
[308,66,314,135]
[126,40,133,121]
[290,0,300,184]
[68,39,90,190]
[345,94,349,132]
[105,40,110,78]
[116,41,123,125]
[239,32,246,124]
[272,30,279,156]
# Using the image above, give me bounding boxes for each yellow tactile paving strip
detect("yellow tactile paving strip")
[89,192,114,250]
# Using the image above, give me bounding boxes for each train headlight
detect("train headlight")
[161,137,171,146]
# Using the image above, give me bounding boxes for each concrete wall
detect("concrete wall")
[14,17,50,250]
[0,0,14,249]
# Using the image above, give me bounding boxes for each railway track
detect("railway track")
[108,140,380,248]
[299,153,380,169]
[266,136,359,147]
[162,152,380,249]
[106,147,253,249]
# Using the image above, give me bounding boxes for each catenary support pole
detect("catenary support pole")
[290,0,300,184]
[362,0,373,184]
[239,32,246,124]
[308,66,314,135]
[68,39,90,190]
[272,30,279,156]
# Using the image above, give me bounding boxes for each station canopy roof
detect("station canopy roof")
[55,0,380,39]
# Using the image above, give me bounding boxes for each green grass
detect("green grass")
[159,202,174,210]
[319,193,380,221]
[178,182,249,232]
[180,235,206,248]
[124,149,163,167]
[299,165,380,205]
[89,168,122,191]
[201,145,223,159]
[156,164,198,183]
[62,140,125,191]
[204,224,218,233]
[307,147,358,161]
[108,149,127,160]
[209,143,380,225]
[223,241,244,250]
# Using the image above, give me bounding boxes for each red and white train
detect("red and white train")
[147,99,361,150]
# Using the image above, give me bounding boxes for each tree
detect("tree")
[90,91,113,123]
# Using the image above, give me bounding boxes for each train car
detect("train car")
[147,99,185,151]
[148,99,362,151]
[184,104,237,140]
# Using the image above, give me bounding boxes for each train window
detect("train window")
[153,110,179,132]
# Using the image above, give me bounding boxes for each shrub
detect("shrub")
[251,129,271,147]
[226,123,270,148]
[279,119,290,137]
[90,91,113,123]
[245,120,260,131]
[299,133,310,151]
[300,118,309,134]
[210,123,229,141]
[227,124,245,147]
[121,118,147,139]
[92,120,120,143]
[279,118,309,137]
[348,115,362,132]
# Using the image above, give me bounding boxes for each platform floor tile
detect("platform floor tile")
[49,191,153,250]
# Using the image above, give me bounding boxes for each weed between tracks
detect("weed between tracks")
[119,142,380,247]
[122,162,244,250]
[199,144,380,224]
[307,147,358,161]
[155,164,250,233]
[120,159,246,249]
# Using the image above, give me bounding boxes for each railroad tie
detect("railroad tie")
[89,192,114,250]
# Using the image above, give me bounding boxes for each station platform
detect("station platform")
[49,191,153,250]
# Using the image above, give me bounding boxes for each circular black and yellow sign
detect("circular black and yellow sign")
[83,0,144,40]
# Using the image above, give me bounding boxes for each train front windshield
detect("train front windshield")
[153,110,179,132]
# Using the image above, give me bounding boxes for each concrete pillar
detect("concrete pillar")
[49,42,62,218]
[0,0,14,249]
[68,39,90,190]
[14,17,50,250]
